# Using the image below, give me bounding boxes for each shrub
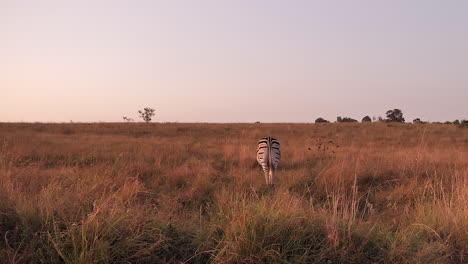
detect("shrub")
[122,116,134,122]
[460,120,468,128]
[315,118,329,123]
[361,116,372,122]
[337,117,357,123]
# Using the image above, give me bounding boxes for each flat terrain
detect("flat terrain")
[0,123,467,263]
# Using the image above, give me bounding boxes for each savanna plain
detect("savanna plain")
[0,122,467,264]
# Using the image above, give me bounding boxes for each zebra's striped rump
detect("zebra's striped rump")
[256,137,281,185]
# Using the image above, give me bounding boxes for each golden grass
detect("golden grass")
[0,122,467,263]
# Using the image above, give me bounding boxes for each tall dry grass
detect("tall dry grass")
[0,122,467,263]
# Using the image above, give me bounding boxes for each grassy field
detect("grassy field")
[0,122,467,263]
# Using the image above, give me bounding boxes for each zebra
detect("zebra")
[256,137,281,185]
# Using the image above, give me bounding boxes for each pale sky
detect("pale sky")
[1,0,467,122]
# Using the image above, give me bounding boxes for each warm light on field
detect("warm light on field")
[0,123,466,263]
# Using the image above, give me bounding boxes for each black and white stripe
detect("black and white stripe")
[256,137,281,185]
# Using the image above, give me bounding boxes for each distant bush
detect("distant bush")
[453,120,460,125]
[413,118,426,124]
[460,120,468,128]
[361,116,372,122]
[336,116,357,123]
[385,109,405,122]
[122,116,134,122]
[315,118,329,123]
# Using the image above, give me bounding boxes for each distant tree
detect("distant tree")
[336,116,342,123]
[362,116,372,122]
[385,109,405,122]
[315,117,329,123]
[453,120,460,125]
[460,120,468,127]
[444,121,452,124]
[378,116,384,122]
[138,107,156,123]
[122,116,134,122]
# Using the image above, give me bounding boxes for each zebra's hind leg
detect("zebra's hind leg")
[264,170,269,185]
[268,167,274,185]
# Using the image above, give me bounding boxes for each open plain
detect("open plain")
[0,122,467,263]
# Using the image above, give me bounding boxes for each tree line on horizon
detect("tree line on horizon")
[123,107,466,126]
[315,108,467,126]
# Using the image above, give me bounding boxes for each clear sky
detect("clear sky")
[2,0,467,122]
